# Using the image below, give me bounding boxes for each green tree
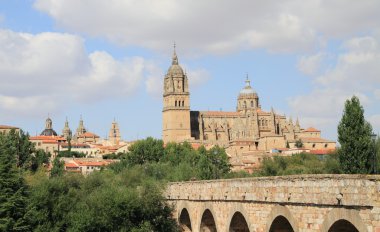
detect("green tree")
[50,157,64,178]
[294,139,303,148]
[126,137,164,165]
[338,96,374,174]
[0,131,29,231]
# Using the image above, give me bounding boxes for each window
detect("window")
[324,144,328,148]
[251,101,254,107]
[312,144,316,148]
[182,100,184,106]
[175,100,177,107]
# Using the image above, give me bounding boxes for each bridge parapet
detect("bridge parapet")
[166,174,380,207]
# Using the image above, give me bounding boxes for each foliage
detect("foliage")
[58,150,86,158]
[25,170,178,232]
[126,137,164,165]
[338,96,374,174]
[102,152,124,159]
[0,130,29,231]
[50,157,64,178]
[257,152,341,176]
[294,139,303,148]
[29,149,50,172]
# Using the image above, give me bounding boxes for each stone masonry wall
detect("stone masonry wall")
[165,175,380,232]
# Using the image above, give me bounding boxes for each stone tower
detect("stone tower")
[75,116,87,137]
[62,117,72,140]
[236,76,260,114]
[108,119,121,145]
[162,46,191,143]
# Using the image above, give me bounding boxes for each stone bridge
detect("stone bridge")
[165,175,380,232]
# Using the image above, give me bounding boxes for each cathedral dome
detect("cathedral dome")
[167,64,184,76]
[40,116,58,136]
[239,78,257,97]
[167,48,184,76]
[40,128,58,136]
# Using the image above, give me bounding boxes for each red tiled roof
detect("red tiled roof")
[77,132,100,138]
[0,125,19,129]
[303,127,321,132]
[65,163,79,168]
[30,135,66,141]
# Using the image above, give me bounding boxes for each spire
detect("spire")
[296,117,300,127]
[172,42,178,65]
[245,74,251,88]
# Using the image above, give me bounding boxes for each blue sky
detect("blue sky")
[0,0,379,141]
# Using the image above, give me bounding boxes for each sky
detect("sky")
[0,0,379,141]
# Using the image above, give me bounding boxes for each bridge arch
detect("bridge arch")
[179,208,192,231]
[226,204,253,232]
[199,208,218,232]
[321,208,368,232]
[265,205,298,232]
[229,211,250,232]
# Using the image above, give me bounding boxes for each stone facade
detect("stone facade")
[166,175,380,232]
[162,50,336,156]
[162,47,191,143]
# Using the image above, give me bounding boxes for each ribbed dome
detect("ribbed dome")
[167,48,185,76]
[239,78,257,96]
[40,128,58,136]
[167,64,184,76]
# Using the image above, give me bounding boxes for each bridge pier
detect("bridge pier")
[166,175,380,232]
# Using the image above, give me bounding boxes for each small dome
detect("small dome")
[167,64,184,76]
[239,78,257,96]
[40,128,58,136]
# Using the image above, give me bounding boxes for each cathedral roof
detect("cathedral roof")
[303,127,321,132]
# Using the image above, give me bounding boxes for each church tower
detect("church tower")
[108,119,121,145]
[62,117,72,140]
[162,45,191,143]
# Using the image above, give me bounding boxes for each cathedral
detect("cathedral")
[162,48,335,158]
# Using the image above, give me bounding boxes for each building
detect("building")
[62,158,118,175]
[0,125,19,134]
[162,48,335,169]
[72,116,100,144]
[108,119,121,145]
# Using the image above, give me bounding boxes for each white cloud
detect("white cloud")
[0,29,147,118]
[297,52,325,75]
[290,36,380,139]
[33,0,380,54]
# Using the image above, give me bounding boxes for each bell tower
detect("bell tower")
[162,45,191,143]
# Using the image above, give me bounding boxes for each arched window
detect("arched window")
[175,100,177,107]
[182,100,184,107]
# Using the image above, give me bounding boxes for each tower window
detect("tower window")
[251,101,254,107]
[182,101,184,107]
[175,100,177,107]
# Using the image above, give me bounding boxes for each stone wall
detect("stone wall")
[166,175,380,232]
